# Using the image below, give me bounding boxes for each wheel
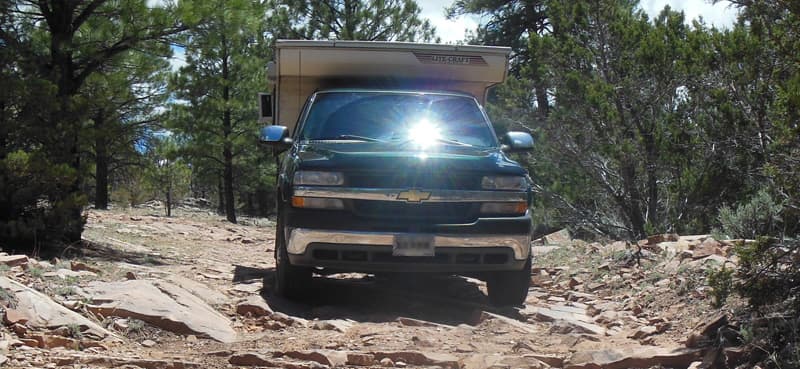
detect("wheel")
[486,254,531,306]
[273,210,312,299]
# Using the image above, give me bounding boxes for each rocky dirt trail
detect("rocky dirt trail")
[0,206,748,368]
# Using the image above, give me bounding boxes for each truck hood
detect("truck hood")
[293,141,526,176]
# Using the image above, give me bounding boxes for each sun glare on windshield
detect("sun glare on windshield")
[407,119,442,148]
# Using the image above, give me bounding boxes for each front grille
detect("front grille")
[351,201,479,223]
[347,173,480,190]
[306,244,514,266]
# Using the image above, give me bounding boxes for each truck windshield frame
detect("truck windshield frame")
[296,91,499,148]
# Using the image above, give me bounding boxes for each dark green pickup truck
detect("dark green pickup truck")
[261,88,534,306]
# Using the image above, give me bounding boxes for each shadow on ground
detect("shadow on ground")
[233,264,273,283]
[233,264,515,326]
[44,240,171,266]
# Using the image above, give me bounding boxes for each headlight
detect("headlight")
[481,176,527,190]
[293,171,344,186]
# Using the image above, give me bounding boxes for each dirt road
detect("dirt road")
[0,206,740,368]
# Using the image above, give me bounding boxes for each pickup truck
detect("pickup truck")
[260,41,534,306]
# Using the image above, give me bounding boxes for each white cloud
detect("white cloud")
[416,0,477,44]
[146,0,173,8]
[417,0,740,44]
[640,0,738,28]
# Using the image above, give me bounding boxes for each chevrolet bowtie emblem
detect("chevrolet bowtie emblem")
[397,189,431,203]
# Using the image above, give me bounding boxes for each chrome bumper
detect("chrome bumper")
[293,186,527,203]
[286,228,531,261]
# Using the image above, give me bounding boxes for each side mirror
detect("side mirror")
[501,131,534,152]
[260,125,292,150]
[258,93,273,124]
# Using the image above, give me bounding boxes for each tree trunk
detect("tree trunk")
[245,193,254,215]
[223,146,236,223]
[621,160,647,240]
[613,95,646,240]
[50,6,85,243]
[217,174,225,215]
[644,132,658,228]
[166,179,172,217]
[221,32,237,224]
[343,0,355,39]
[64,118,84,243]
[535,86,550,119]
[94,111,110,210]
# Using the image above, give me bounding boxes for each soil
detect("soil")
[0,205,741,368]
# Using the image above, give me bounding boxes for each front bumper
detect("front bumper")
[286,228,531,273]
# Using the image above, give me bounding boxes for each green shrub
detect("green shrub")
[28,266,44,279]
[717,190,783,239]
[127,319,146,335]
[111,166,150,207]
[54,285,75,296]
[734,237,800,367]
[706,266,734,308]
[735,237,799,312]
[0,150,87,249]
[66,323,83,339]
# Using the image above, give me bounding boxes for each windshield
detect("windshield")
[298,91,498,148]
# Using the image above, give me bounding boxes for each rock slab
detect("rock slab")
[56,354,199,369]
[686,313,728,348]
[0,277,114,340]
[462,354,551,369]
[0,255,28,267]
[164,274,229,306]
[372,351,460,369]
[565,347,703,369]
[84,279,236,343]
[533,306,607,336]
[284,350,347,367]
[229,352,275,367]
[236,295,273,317]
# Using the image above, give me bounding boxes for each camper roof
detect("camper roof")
[271,40,511,132]
[272,40,510,83]
[276,40,510,53]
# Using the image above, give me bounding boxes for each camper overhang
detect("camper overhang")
[271,40,512,133]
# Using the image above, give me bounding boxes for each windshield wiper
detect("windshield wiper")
[315,135,384,142]
[390,136,475,147]
[431,137,474,147]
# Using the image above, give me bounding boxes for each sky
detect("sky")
[419,0,740,44]
[416,0,479,44]
[169,1,740,70]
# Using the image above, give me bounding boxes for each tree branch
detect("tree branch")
[72,0,108,30]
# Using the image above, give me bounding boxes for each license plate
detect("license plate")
[392,234,435,257]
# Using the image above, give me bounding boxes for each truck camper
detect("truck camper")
[260,40,534,306]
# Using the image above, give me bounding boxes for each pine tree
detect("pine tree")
[170,0,272,223]
[447,0,550,116]
[0,0,190,247]
[276,0,438,41]
[145,137,191,217]
[84,51,170,210]
[719,0,800,232]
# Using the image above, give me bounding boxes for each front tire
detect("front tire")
[487,254,531,306]
[273,211,312,299]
